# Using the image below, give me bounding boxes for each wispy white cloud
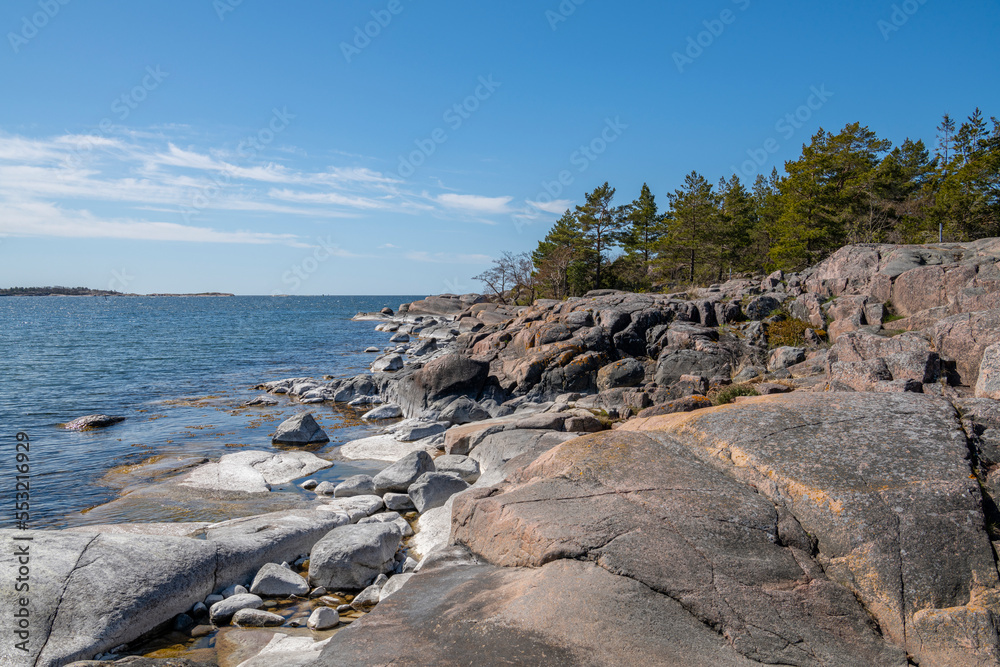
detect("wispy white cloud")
[404,250,493,264]
[527,198,574,215]
[268,188,386,210]
[0,200,309,246]
[0,130,520,247]
[436,193,513,215]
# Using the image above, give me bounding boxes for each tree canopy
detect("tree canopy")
[477,108,1000,301]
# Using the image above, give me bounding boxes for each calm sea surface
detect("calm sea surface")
[0,295,423,529]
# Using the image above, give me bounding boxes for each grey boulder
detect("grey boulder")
[439,396,491,425]
[308,606,340,630]
[372,354,404,372]
[334,475,376,498]
[392,420,449,442]
[232,608,285,627]
[308,523,403,590]
[432,455,480,484]
[209,593,264,625]
[249,563,309,597]
[373,451,435,494]
[384,492,416,512]
[408,472,470,513]
[272,413,330,446]
[768,346,806,371]
[351,584,382,611]
[596,359,646,391]
[362,404,402,420]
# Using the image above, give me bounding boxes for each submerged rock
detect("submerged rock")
[63,414,126,431]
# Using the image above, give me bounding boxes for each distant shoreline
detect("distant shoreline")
[1,289,425,298]
[0,288,235,297]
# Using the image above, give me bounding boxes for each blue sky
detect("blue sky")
[0,0,998,295]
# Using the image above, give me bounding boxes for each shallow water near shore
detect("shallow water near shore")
[0,295,423,529]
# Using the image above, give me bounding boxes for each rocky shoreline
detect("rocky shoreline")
[8,240,1000,666]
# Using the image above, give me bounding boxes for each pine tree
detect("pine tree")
[662,172,718,283]
[937,114,956,166]
[927,109,1000,240]
[621,183,666,288]
[716,175,757,279]
[575,182,626,291]
[771,124,891,266]
[876,138,935,242]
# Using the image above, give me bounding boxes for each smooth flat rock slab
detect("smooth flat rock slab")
[313,557,781,667]
[622,391,1000,666]
[453,430,905,666]
[64,522,210,537]
[0,530,217,667]
[0,509,350,667]
[180,450,332,495]
[337,434,429,462]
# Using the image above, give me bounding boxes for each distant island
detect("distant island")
[0,286,234,297]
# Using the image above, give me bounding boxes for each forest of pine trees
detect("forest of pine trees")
[478,110,1000,302]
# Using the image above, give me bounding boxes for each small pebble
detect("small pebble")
[301,479,319,490]
[191,602,208,617]
[205,595,224,605]
[336,604,353,613]
[310,587,327,598]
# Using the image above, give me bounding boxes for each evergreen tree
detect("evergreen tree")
[751,169,783,272]
[716,175,757,280]
[936,113,956,165]
[621,183,666,288]
[575,182,626,291]
[927,109,1000,240]
[663,172,718,283]
[879,138,935,242]
[771,124,891,267]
